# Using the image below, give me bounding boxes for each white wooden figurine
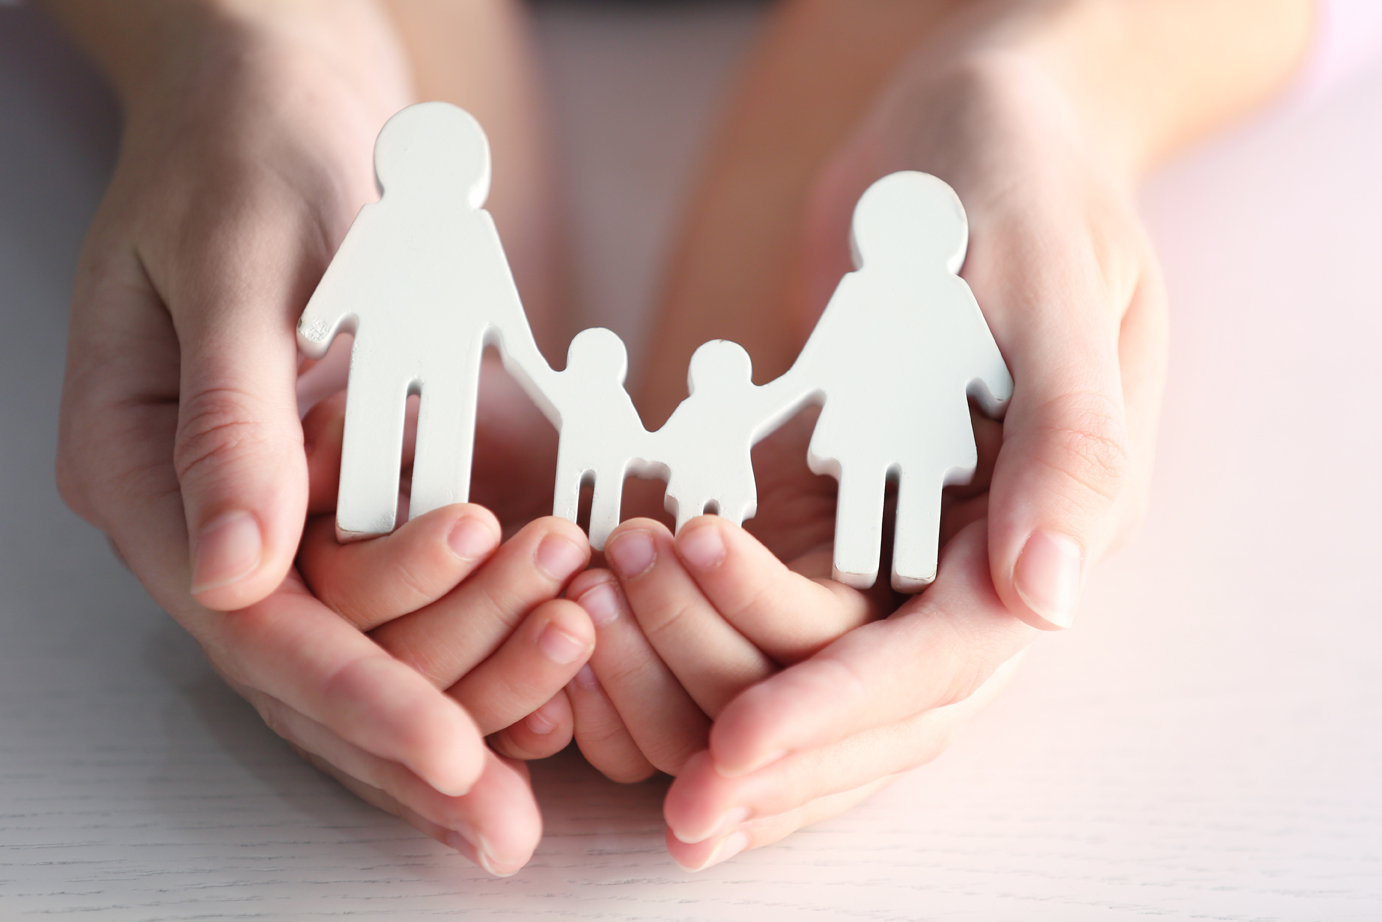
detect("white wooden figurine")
[299,103,1012,592]
[785,171,1013,590]
[653,340,809,532]
[297,102,556,540]
[544,327,658,551]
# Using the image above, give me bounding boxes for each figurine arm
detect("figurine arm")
[743,272,859,443]
[474,216,563,426]
[297,207,375,359]
[961,281,1014,418]
[746,365,821,445]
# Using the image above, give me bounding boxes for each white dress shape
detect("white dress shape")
[790,171,1013,591]
[296,103,556,539]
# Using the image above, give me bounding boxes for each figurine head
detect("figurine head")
[373,102,492,209]
[686,340,753,397]
[849,171,968,275]
[566,327,629,386]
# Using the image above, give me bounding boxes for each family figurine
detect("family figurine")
[298,103,1012,592]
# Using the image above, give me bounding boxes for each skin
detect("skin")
[45,0,568,876]
[584,0,1313,870]
[46,0,1313,876]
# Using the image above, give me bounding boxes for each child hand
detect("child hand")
[564,514,1007,871]
[289,389,595,874]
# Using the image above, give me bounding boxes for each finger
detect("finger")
[668,777,893,872]
[166,219,318,612]
[565,662,658,784]
[58,277,486,798]
[247,686,541,875]
[603,519,775,715]
[673,515,878,664]
[665,650,1022,845]
[569,568,711,776]
[975,233,1146,631]
[490,691,575,761]
[371,516,590,688]
[299,503,502,630]
[221,576,488,796]
[448,598,594,735]
[709,521,1037,777]
[1111,256,1170,548]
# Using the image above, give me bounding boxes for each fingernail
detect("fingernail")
[606,530,655,579]
[191,511,262,596]
[1014,530,1083,629]
[447,829,518,877]
[448,514,496,562]
[677,522,725,571]
[576,581,624,628]
[537,622,589,665]
[536,533,586,582]
[679,831,749,872]
[672,805,749,845]
[570,663,599,691]
[526,705,558,735]
[478,847,522,878]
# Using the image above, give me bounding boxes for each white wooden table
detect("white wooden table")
[2,4,1379,919]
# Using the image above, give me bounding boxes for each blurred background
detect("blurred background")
[1,1,1379,918]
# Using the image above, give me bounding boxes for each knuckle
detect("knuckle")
[173,386,289,486]
[1032,391,1131,506]
[647,734,706,777]
[936,620,1004,708]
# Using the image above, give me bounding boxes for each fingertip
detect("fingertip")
[605,519,670,581]
[534,599,596,666]
[191,509,294,611]
[565,566,615,602]
[675,517,727,573]
[708,689,789,779]
[408,706,487,798]
[443,504,502,563]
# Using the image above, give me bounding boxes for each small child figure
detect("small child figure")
[546,327,656,550]
[654,340,807,532]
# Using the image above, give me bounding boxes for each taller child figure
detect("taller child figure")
[298,103,557,539]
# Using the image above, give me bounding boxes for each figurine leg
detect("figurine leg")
[832,464,887,589]
[552,451,586,525]
[587,471,626,552]
[410,358,481,520]
[891,468,943,593]
[336,364,409,540]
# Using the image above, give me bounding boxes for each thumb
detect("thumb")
[983,274,1134,633]
[174,286,308,612]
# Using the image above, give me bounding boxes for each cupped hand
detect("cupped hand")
[251,386,595,875]
[566,36,1168,869]
[565,515,1027,870]
[48,4,557,877]
[798,44,1168,632]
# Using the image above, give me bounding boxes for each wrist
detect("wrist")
[46,0,411,124]
[897,0,1312,179]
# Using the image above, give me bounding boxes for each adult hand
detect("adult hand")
[295,394,598,872]
[47,0,558,875]
[574,9,1181,867]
